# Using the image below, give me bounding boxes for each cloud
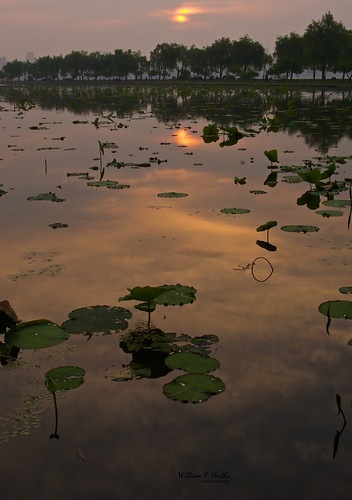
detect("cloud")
[150,1,257,22]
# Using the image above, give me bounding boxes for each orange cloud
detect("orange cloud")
[151,2,256,23]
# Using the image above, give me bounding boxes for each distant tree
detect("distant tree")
[188,46,212,79]
[272,33,304,79]
[63,51,88,80]
[303,12,348,79]
[208,38,232,78]
[150,43,180,79]
[230,35,265,78]
[2,60,26,80]
[331,30,352,79]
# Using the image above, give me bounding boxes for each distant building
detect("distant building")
[26,52,36,63]
[0,57,6,69]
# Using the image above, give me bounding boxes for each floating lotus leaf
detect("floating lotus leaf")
[87,180,120,187]
[5,320,70,349]
[339,287,352,295]
[318,300,352,319]
[111,362,151,381]
[163,373,225,403]
[202,124,219,143]
[323,200,352,207]
[282,175,303,184]
[106,184,130,189]
[264,149,278,163]
[191,334,219,345]
[157,192,189,198]
[27,192,65,202]
[165,352,219,373]
[315,210,343,218]
[256,220,277,232]
[45,366,85,391]
[250,190,267,195]
[61,305,132,336]
[153,285,197,306]
[281,225,320,233]
[119,286,167,303]
[220,208,250,215]
[49,222,68,229]
[297,191,320,210]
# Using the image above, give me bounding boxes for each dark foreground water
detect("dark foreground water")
[1,84,352,499]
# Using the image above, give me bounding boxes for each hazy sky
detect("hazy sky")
[1,0,351,61]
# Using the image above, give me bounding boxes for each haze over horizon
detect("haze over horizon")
[1,1,351,62]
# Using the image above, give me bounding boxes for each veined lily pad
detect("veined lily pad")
[315,210,343,218]
[281,225,320,233]
[256,220,277,232]
[45,366,85,391]
[165,352,219,373]
[220,208,250,215]
[157,192,188,198]
[5,320,70,349]
[163,373,225,403]
[27,192,65,202]
[318,300,352,319]
[61,305,132,336]
[339,287,352,295]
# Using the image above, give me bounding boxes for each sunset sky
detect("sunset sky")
[0,0,350,61]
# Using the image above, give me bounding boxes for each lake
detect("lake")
[1,83,352,499]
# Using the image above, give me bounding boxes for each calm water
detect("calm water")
[1,84,352,499]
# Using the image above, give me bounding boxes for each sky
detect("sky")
[0,0,351,62]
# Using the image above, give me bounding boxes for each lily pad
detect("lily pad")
[318,301,352,319]
[315,210,343,218]
[281,225,320,233]
[5,320,70,349]
[45,366,85,391]
[154,285,197,306]
[157,192,189,198]
[220,208,250,215]
[27,192,65,202]
[87,180,120,187]
[163,373,225,403]
[323,199,351,208]
[256,240,277,252]
[61,305,132,336]
[339,287,352,295]
[49,223,68,229]
[165,352,219,373]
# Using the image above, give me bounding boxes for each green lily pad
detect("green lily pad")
[49,222,68,229]
[315,210,343,218]
[339,287,352,295]
[318,300,352,319]
[61,305,132,336]
[154,285,197,306]
[165,352,219,373]
[323,199,352,208]
[282,175,303,184]
[250,190,267,195]
[45,366,85,391]
[163,373,225,403]
[5,320,70,349]
[220,208,251,215]
[119,286,167,303]
[27,192,65,202]
[256,221,277,232]
[281,225,320,233]
[157,192,189,198]
[191,335,219,345]
[87,180,120,187]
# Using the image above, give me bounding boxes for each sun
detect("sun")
[176,15,187,22]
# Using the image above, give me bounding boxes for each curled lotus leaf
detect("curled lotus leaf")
[119,286,167,303]
[61,305,132,336]
[256,220,277,232]
[165,352,219,373]
[153,285,197,306]
[339,287,352,295]
[5,320,69,349]
[318,300,352,319]
[220,208,250,215]
[281,225,320,233]
[163,373,225,403]
[45,366,85,391]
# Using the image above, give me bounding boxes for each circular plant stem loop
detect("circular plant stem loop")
[251,257,274,282]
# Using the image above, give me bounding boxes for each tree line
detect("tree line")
[1,12,351,82]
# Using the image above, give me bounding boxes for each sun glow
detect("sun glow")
[176,15,187,22]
